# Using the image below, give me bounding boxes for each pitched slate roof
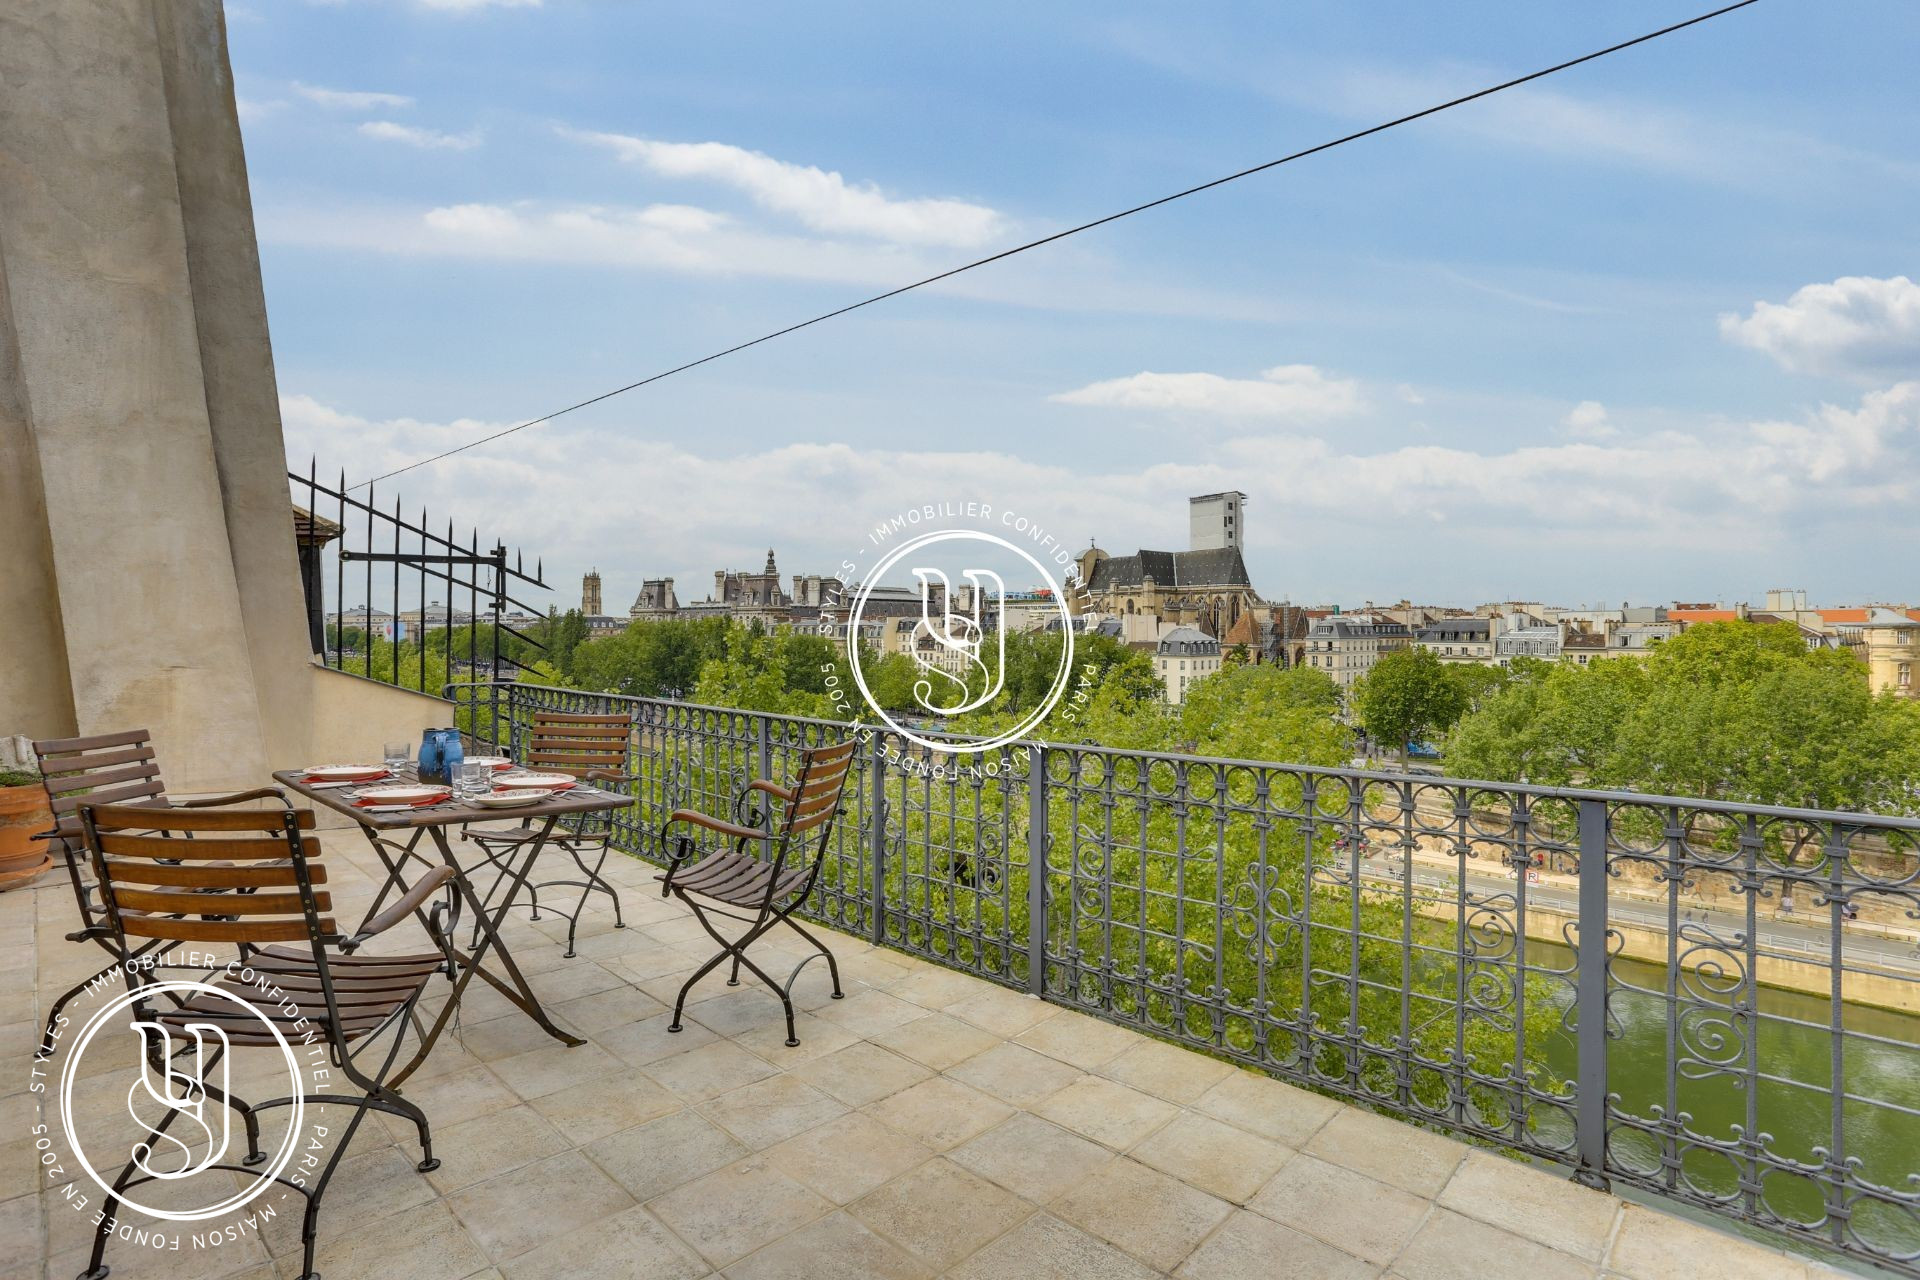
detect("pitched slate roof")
[1157,626,1220,656]
[1088,546,1253,591]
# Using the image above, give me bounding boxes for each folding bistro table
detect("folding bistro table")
[273,768,631,1085]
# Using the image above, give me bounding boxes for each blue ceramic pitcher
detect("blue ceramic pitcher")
[417,727,463,784]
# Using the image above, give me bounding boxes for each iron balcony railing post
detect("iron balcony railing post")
[868,732,887,945]
[756,715,773,837]
[1027,742,1048,996]
[1574,797,1612,1191]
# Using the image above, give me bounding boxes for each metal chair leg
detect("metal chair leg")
[779,914,844,999]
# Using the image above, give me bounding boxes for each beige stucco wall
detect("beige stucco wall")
[0,0,314,789]
[308,666,454,768]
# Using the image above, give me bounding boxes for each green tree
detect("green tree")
[1354,648,1469,763]
[1446,621,1920,814]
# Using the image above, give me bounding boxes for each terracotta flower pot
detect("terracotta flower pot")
[0,782,53,891]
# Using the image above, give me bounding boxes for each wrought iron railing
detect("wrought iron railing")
[450,680,1920,1273]
[290,461,549,691]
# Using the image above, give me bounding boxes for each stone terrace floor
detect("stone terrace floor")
[3,831,1855,1280]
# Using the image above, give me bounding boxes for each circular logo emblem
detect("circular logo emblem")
[848,528,1076,754]
[56,978,308,1223]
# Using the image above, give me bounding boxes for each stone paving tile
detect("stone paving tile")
[847,1157,1033,1271]
[1175,1209,1381,1280]
[948,1112,1115,1204]
[944,1040,1085,1107]
[809,987,925,1037]
[722,1209,930,1280]
[1437,1152,1620,1262]
[1012,1008,1143,1068]
[1053,1156,1234,1272]
[763,1111,934,1205]
[598,1009,719,1065]
[306,1199,494,1280]
[868,1011,1002,1070]
[1035,1074,1181,1150]
[1305,1107,1469,1198]
[1606,1204,1811,1280]
[790,1040,932,1106]
[425,1104,574,1194]
[584,1109,748,1202]
[547,981,668,1035]
[445,1149,635,1262]
[10,841,1843,1280]
[497,1203,708,1280]
[944,985,1060,1038]
[528,1069,681,1144]
[1099,1039,1236,1105]
[1129,1111,1295,1203]
[649,1159,834,1268]
[488,1040,625,1100]
[862,1075,1013,1151]
[1392,1207,1599,1280]
[945,1211,1163,1280]
[1190,1069,1343,1147]
[640,1039,779,1101]
[698,1074,848,1150]
[1248,1155,1430,1267]
[374,1063,520,1143]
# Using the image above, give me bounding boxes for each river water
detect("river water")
[1530,941,1920,1262]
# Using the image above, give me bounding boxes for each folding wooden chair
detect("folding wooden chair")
[75,791,453,1280]
[463,709,635,956]
[30,730,275,1055]
[658,738,855,1046]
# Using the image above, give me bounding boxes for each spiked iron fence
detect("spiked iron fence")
[291,463,549,689]
[451,681,1920,1273]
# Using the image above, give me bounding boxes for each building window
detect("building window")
[1901,663,1912,689]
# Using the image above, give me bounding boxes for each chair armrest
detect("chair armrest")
[584,769,639,786]
[175,787,289,808]
[343,865,456,951]
[747,779,796,803]
[664,809,764,842]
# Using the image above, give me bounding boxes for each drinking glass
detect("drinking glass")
[383,741,410,774]
[456,760,491,799]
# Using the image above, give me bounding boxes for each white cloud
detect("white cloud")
[1561,400,1616,440]
[293,82,413,110]
[264,198,955,288]
[359,121,482,151]
[236,97,284,123]
[567,129,1004,249]
[1719,275,1920,380]
[282,381,1920,595]
[1049,364,1362,419]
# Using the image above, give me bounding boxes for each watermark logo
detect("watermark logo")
[25,957,336,1256]
[839,507,1086,757]
[58,978,308,1223]
[907,565,1005,716]
[127,1020,234,1183]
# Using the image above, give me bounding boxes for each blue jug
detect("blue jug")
[418,728,463,784]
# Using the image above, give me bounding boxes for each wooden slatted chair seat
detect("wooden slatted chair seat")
[669,849,813,907]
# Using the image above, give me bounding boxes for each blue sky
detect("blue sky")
[236,0,1920,613]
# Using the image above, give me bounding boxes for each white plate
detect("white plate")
[355,784,451,804]
[306,764,390,782]
[464,755,514,770]
[471,788,545,809]
[494,772,575,790]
